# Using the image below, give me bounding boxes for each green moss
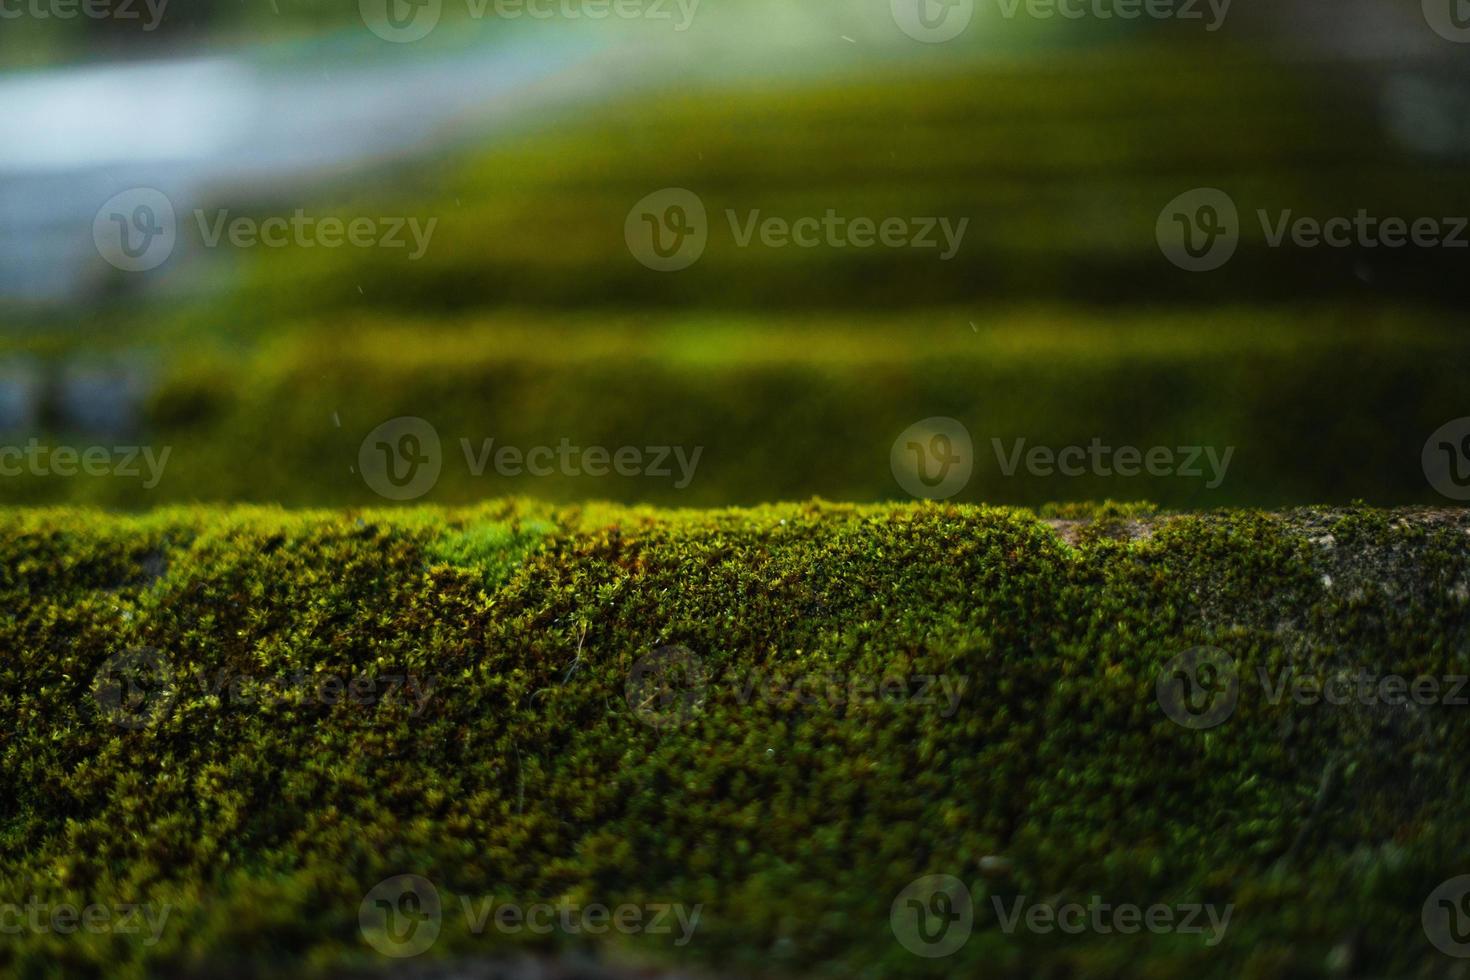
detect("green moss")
[1,307,1464,510]
[200,49,1466,316]
[0,501,1466,979]
[428,516,556,591]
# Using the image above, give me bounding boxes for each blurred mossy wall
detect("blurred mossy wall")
[3,10,1467,508]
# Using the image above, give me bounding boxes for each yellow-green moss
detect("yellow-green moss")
[0,501,1466,978]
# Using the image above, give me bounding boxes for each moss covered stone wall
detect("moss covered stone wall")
[1,502,1467,977]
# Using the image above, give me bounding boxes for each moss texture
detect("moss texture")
[1,501,1467,979]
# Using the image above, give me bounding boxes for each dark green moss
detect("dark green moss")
[0,502,1466,979]
[3,309,1466,511]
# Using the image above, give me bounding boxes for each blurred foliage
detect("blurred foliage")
[178,49,1470,316]
[3,42,1467,508]
[0,306,1462,508]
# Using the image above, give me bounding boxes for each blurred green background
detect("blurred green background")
[2,0,1467,508]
